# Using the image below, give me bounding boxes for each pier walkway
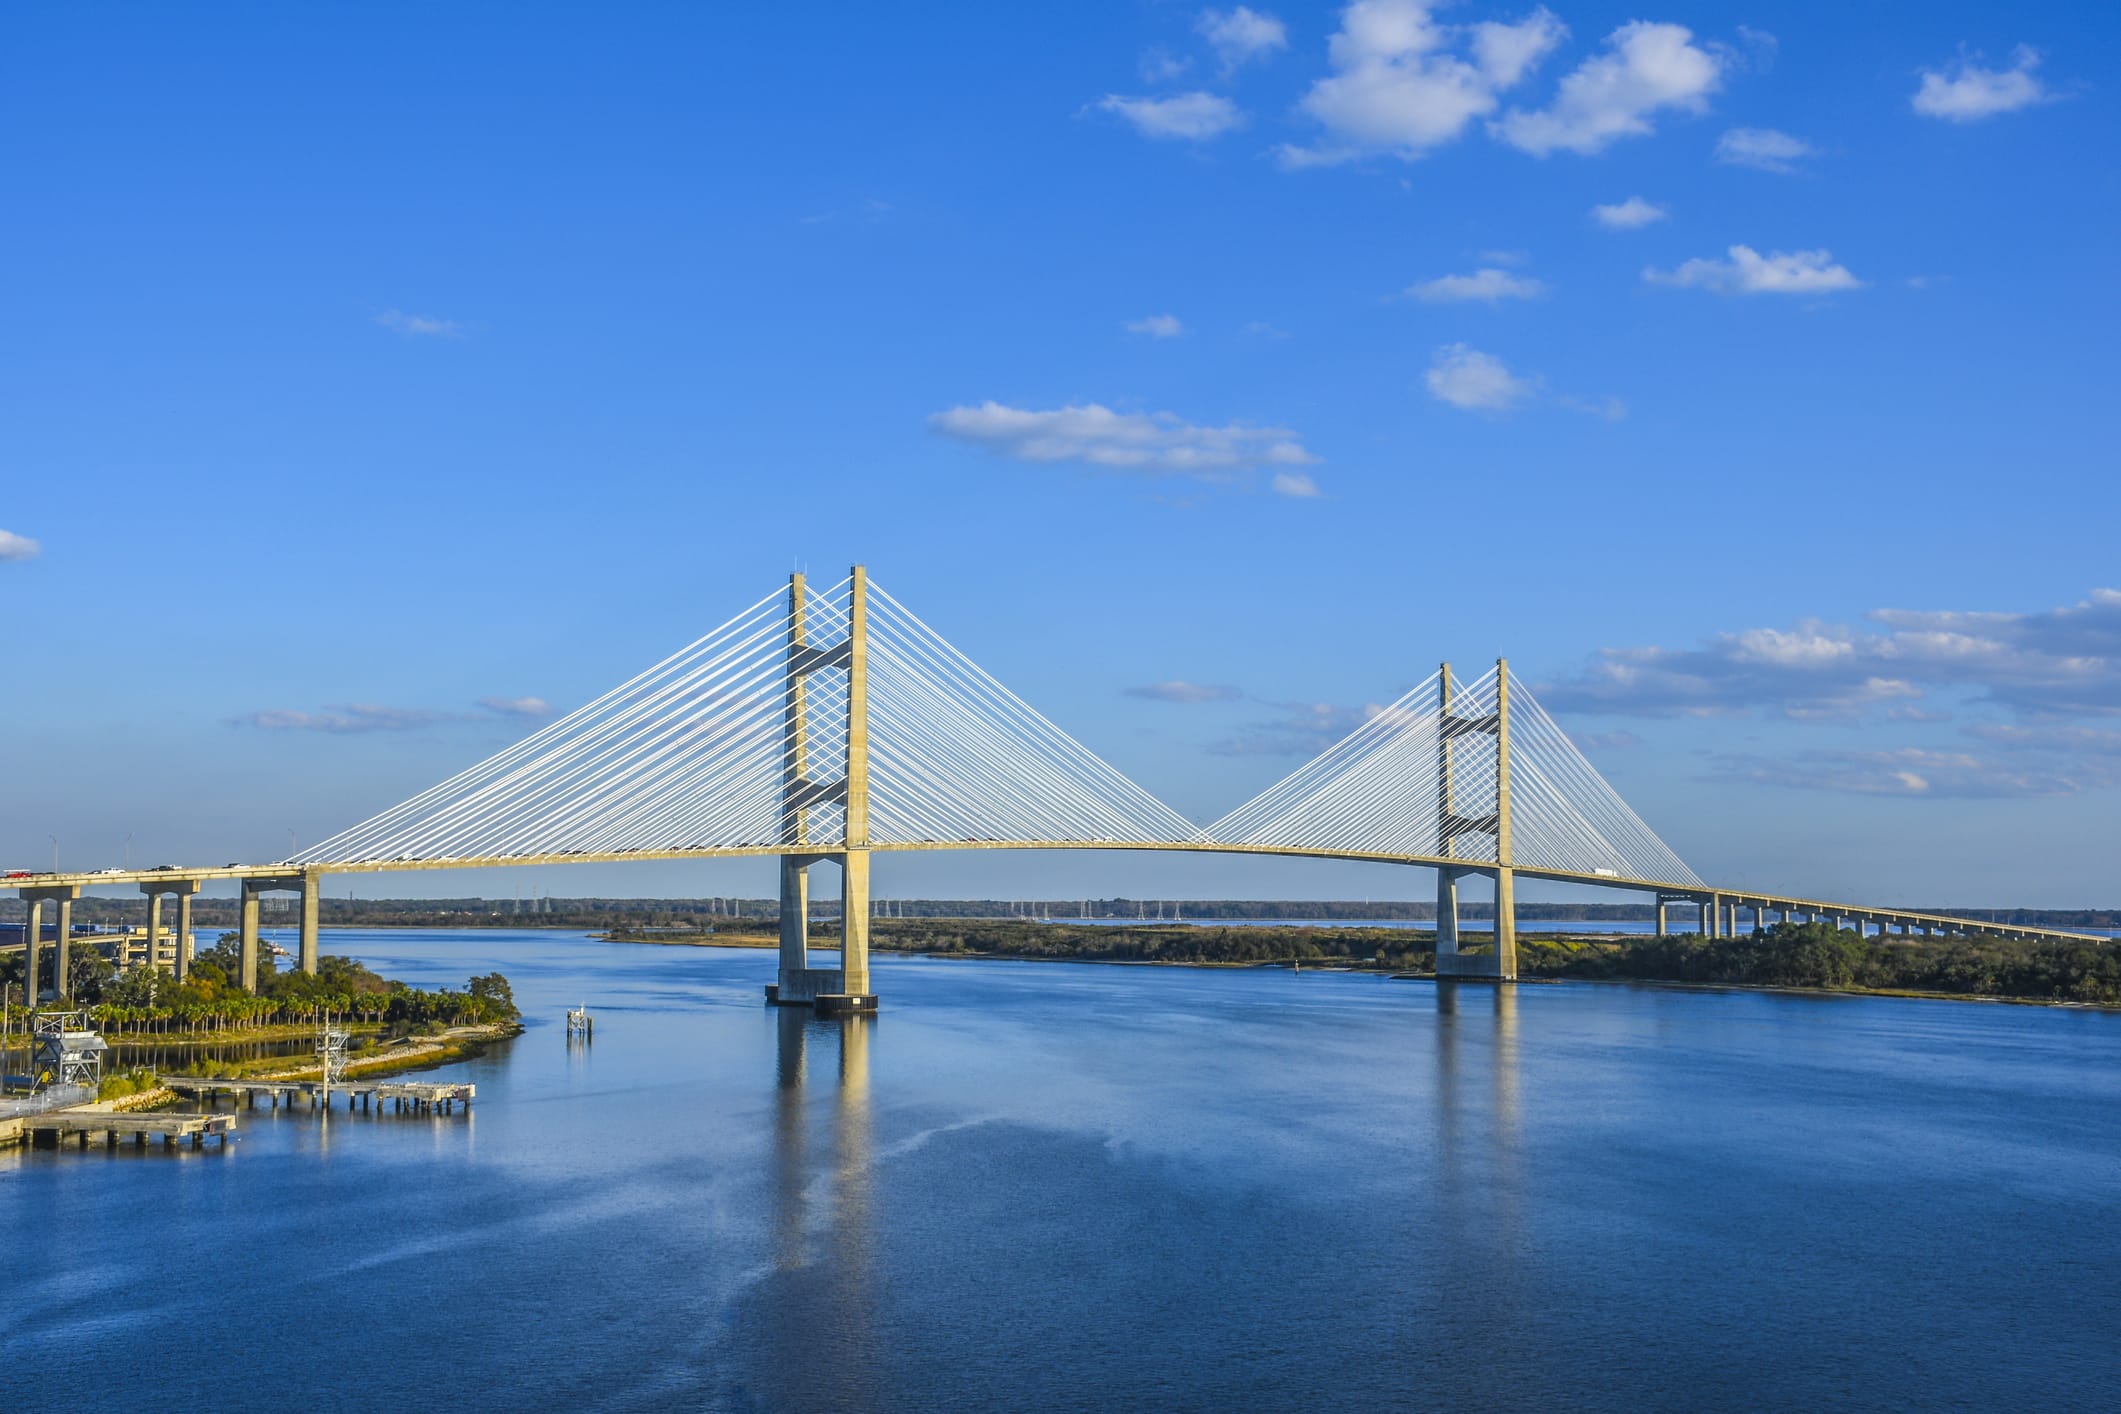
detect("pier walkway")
[167,1077,475,1114]
[24,1110,235,1150]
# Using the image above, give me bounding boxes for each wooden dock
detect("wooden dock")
[25,1110,235,1151]
[167,1078,475,1115]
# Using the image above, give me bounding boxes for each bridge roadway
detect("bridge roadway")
[7,840,2100,996]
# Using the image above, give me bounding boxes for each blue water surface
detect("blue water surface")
[5,929,2117,1412]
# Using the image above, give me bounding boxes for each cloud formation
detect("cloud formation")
[1271,470,1322,498]
[1541,589,2121,723]
[236,704,462,734]
[235,695,555,733]
[376,310,463,338]
[1198,7,1287,72]
[1710,747,2092,800]
[1125,313,1186,338]
[1281,0,1566,165]
[1912,46,2052,123]
[1591,195,1666,229]
[1645,245,1860,295]
[1493,20,1724,156]
[478,696,554,720]
[1097,91,1245,140]
[1544,591,2121,798]
[1408,267,1546,302]
[929,401,1317,475]
[0,529,40,562]
[1127,681,1242,703]
[1714,126,1815,173]
[1425,344,1531,411]
[1210,700,1379,756]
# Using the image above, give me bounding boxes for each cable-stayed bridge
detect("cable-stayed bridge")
[11,567,2098,1011]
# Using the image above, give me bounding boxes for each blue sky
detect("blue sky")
[3,2,2116,906]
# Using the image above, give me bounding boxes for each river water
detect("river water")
[6,928,2118,1411]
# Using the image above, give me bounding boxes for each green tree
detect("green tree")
[467,973,519,1020]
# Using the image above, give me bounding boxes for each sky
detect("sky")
[2,1,2116,908]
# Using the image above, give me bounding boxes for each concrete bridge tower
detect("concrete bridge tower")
[1433,659,1518,981]
[768,566,878,1014]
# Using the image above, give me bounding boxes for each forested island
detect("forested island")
[604,917,2121,1006]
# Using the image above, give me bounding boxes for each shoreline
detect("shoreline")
[592,930,2121,1013]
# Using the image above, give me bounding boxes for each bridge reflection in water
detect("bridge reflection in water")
[766,1008,877,1401]
[1433,979,1525,1338]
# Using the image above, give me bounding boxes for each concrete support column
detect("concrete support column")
[1654,898,1668,937]
[239,884,261,993]
[23,898,43,1003]
[1492,867,1517,980]
[1436,868,1463,963]
[1492,661,1515,981]
[299,872,319,976]
[176,891,194,982]
[841,849,871,997]
[778,857,810,979]
[55,897,72,998]
[145,893,163,972]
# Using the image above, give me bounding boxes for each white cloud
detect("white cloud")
[0,530,40,562]
[1714,126,1816,173]
[1127,681,1243,703]
[1548,588,2121,798]
[1712,747,2092,800]
[1645,244,1860,295]
[1543,589,2121,723]
[1211,699,1383,756]
[1271,470,1322,498]
[478,696,553,720]
[1097,91,1245,140]
[376,310,463,338]
[235,704,461,733]
[1558,393,1627,421]
[1913,46,2052,123]
[1140,48,1193,82]
[1591,195,1667,229]
[1198,7,1288,72]
[1125,313,1186,338]
[1494,21,1724,156]
[1408,267,1546,302]
[1285,0,1566,164]
[1425,343,1530,411]
[929,401,1317,475]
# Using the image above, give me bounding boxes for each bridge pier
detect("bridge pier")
[234,871,318,991]
[135,877,204,977]
[764,566,878,1014]
[1431,661,1516,980]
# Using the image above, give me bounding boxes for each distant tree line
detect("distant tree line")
[8,894,2117,929]
[854,918,2121,1005]
[1519,922,2121,1003]
[0,935,520,1034]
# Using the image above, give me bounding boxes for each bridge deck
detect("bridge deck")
[8,844,2102,945]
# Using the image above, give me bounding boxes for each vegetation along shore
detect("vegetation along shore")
[601,917,2121,1007]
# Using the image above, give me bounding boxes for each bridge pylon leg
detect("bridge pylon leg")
[239,884,261,993]
[1435,867,1462,968]
[817,849,877,1016]
[298,871,320,976]
[1434,866,1514,981]
[1493,866,1517,980]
